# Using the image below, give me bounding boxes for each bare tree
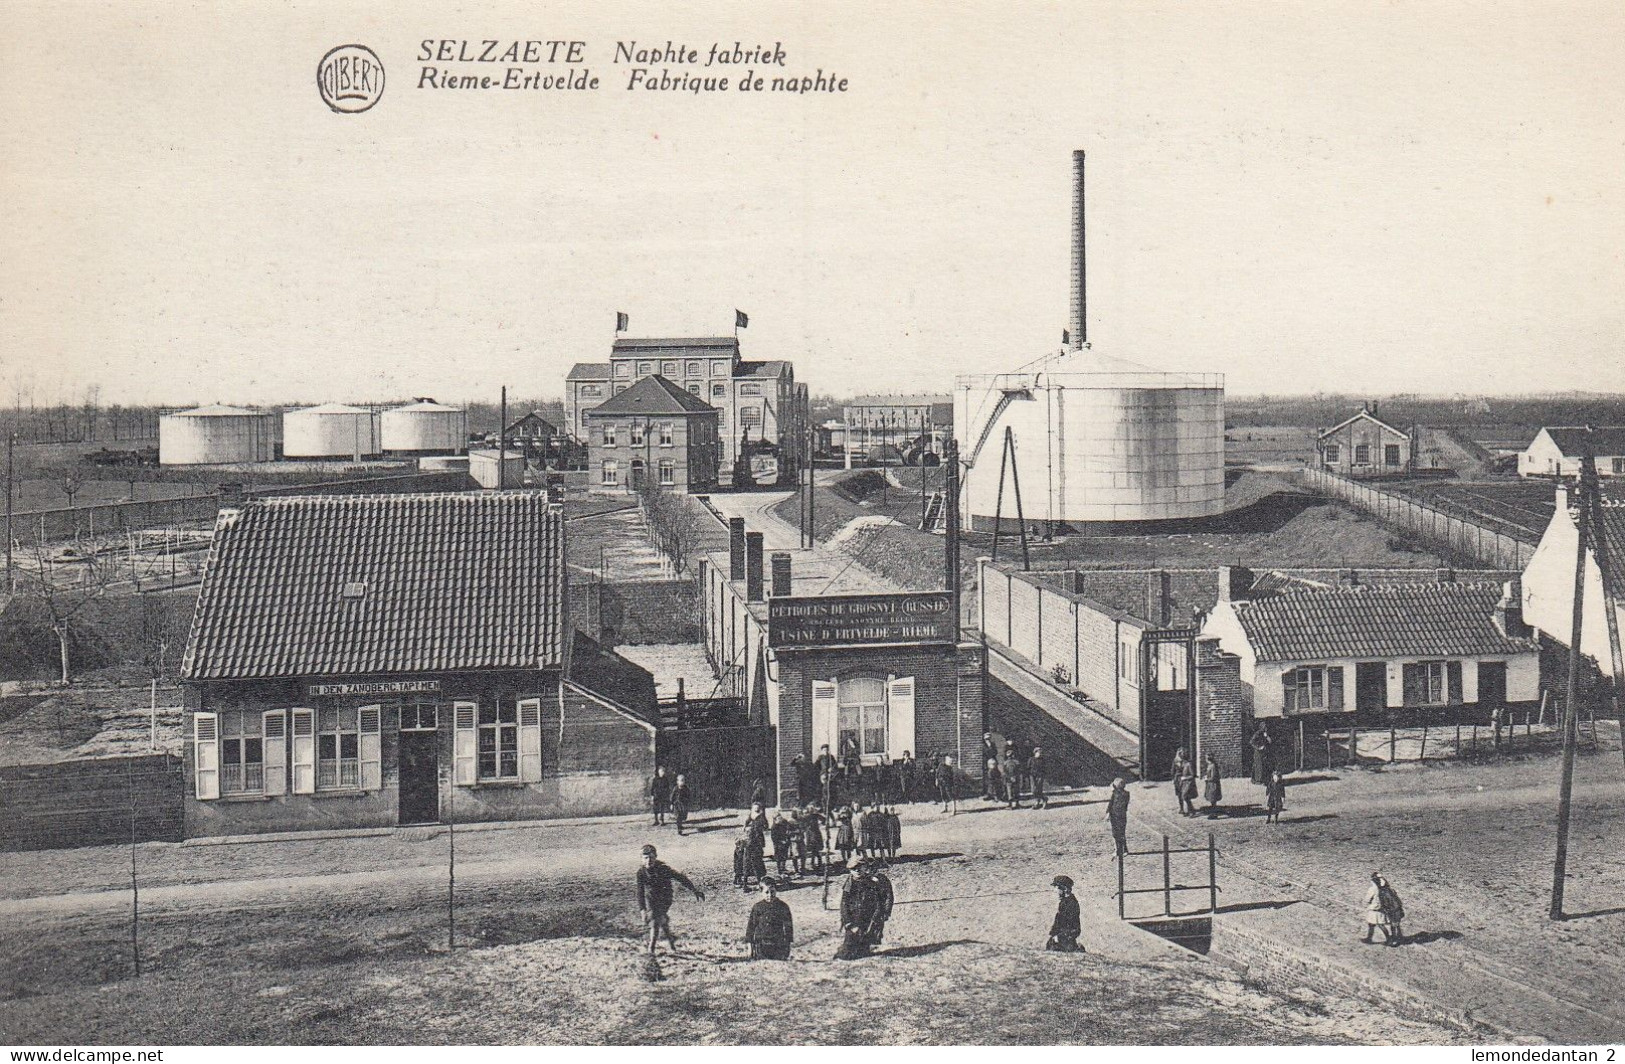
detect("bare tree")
[637,478,702,576]
[22,538,113,684]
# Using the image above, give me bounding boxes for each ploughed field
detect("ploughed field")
[1379,479,1560,541]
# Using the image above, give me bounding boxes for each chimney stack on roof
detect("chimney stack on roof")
[1069,150,1087,350]
[1217,565,1253,604]
[729,518,747,581]
[746,532,765,603]
[770,552,793,597]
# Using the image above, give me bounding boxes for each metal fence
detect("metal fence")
[1292,468,1538,570]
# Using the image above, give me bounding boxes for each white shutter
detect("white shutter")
[454,700,478,785]
[886,676,916,759]
[291,708,316,794]
[193,712,219,800]
[518,696,543,783]
[812,679,837,754]
[261,709,287,796]
[358,704,382,790]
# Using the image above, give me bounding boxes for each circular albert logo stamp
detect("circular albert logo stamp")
[318,44,385,113]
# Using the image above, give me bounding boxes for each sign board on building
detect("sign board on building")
[768,592,955,649]
[307,680,442,697]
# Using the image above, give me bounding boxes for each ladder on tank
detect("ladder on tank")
[921,491,946,533]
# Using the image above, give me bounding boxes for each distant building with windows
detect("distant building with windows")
[179,492,661,838]
[564,335,808,486]
[583,375,720,494]
[1316,405,1411,477]
[1518,426,1625,479]
[842,394,952,459]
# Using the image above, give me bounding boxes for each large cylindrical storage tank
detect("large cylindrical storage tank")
[159,405,276,465]
[282,403,380,459]
[955,350,1224,530]
[381,399,467,455]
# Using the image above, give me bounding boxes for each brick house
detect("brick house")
[565,336,809,486]
[1317,405,1412,477]
[699,521,984,805]
[583,375,720,494]
[179,492,660,837]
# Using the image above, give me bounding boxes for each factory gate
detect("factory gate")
[1139,629,1196,781]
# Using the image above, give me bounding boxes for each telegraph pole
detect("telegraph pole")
[5,431,14,593]
[945,438,961,631]
[1551,447,1596,921]
[498,386,507,488]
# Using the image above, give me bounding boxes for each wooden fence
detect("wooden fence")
[1293,469,1537,570]
[0,754,184,851]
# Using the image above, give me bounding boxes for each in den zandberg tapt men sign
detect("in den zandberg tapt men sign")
[768,592,955,649]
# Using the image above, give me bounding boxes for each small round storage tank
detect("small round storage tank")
[954,349,1224,529]
[159,405,276,465]
[282,403,380,459]
[380,398,467,455]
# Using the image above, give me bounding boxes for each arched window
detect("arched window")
[838,676,887,759]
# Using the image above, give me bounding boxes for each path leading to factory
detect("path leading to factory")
[705,489,903,594]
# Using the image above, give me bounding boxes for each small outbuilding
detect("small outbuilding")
[1316,405,1411,477]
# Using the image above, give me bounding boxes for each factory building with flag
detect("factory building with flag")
[179,492,661,837]
[563,317,810,486]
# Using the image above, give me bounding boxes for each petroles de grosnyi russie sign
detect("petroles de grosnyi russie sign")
[768,592,955,649]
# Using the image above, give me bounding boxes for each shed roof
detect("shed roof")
[1231,581,1536,663]
[735,360,792,379]
[566,362,612,381]
[1542,426,1625,458]
[584,375,717,417]
[182,492,565,681]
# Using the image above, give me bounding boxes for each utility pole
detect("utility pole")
[498,386,507,489]
[6,431,14,593]
[1551,447,1596,921]
[945,438,961,632]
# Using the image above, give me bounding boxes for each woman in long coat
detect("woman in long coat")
[1201,753,1223,816]
[1249,723,1274,786]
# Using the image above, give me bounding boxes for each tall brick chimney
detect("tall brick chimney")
[729,518,746,581]
[770,552,792,597]
[1069,150,1087,350]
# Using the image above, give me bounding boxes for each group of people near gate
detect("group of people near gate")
[1162,725,1291,822]
[977,732,1050,809]
[790,746,961,812]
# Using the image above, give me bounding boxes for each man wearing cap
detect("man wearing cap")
[934,754,956,812]
[837,857,895,959]
[1046,875,1082,952]
[636,844,705,955]
[744,876,795,960]
[1107,777,1130,858]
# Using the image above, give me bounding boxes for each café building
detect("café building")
[698,518,985,806]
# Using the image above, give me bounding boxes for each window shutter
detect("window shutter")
[1328,667,1345,711]
[1281,671,1295,714]
[1447,661,1463,705]
[1402,664,1422,707]
[358,704,382,790]
[518,696,543,783]
[194,712,219,800]
[811,680,837,754]
[886,676,916,759]
[261,709,287,795]
[291,708,316,794]
[454,700,478,785]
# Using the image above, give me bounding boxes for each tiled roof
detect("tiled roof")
[1232,581,1537,664]
[1544,426,1625,458]
[1597,500,1625,599]
[584,375,717,417]
[612,337,739,352]
[182,492,565,681]
[505,411,558,434]
[566,362,612,381]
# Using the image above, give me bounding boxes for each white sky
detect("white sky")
[3,0,1622,407]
